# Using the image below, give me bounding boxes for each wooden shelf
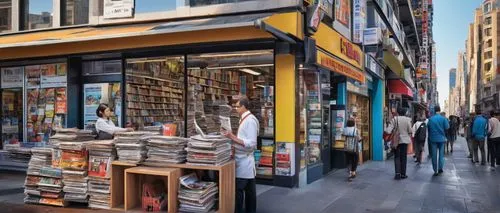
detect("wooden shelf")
[189,75,238,85]
[127,100,181,104]
[126,73,182,84]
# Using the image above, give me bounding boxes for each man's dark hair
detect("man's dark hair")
[397,107,407,116]
[238,96,250,109]
[434,106,441,113]
[347,119,355,127]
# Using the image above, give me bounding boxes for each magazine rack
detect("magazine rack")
[124,167,181,213]
[110,161,137,210]
[164,161,235,213]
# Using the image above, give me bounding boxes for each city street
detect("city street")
[1,137,499,213]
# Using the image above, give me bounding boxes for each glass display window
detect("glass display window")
[187,50,275,178]
[125,56,185,135]
[302,70,321,166]
[24,63,68,146]
[83,83,122,129]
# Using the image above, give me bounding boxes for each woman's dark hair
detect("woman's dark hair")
[96,103,109,118]
[347,119,355,127]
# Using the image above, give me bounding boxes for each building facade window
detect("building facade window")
[484,2,492,13]
[189,0,256,7]
[485,51,493,59]
[135,0,177,13]
[62,0,89,26]
[0,0,12,33]
[21,0,53,30]
[485,62,492,71]
[485,16,492,25]
[485,28,492,37]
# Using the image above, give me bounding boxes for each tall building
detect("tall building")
[449,68,457,90]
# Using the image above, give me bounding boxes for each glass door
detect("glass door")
[83,83,122,129]
[1,89,23,149]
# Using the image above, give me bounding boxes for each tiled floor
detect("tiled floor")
[1,137,499,212]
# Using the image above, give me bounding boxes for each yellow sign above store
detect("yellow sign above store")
[313,23,364,70]
[317,51,365,83]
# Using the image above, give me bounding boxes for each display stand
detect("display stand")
[164,161,236,213]
[110,161,137,210]
[124,167,181,213]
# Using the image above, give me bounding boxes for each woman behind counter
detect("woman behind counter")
[95,103,133,139]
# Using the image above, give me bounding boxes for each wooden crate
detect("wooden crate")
[164,161,235,213]
[110,161,137,210]
[124,167,181,213]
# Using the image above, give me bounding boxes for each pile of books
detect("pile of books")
[24,167,65,207]
[114,132,155,164]
[58,139,89,205]
[5,144,31,163]
[178,173,218,213]
[186,135,231,166]
[144,136,189,166]
[24,147,66,207]
[86,140,115,209]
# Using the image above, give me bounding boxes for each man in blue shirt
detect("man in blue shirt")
[471,110,488,165]
[427,106,450,176]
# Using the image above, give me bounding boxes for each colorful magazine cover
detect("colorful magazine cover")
[57,64,67,76]
[88,155,112,178]
[26,65,41,88]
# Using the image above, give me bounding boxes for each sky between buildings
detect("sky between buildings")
[435,0,482,107]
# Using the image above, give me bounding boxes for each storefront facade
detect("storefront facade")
[0,1,385,187]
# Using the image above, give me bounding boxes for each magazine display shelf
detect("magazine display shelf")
[164,160,236,213]
[124,167,181,213]
[110,161,137,210]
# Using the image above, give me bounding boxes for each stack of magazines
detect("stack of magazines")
[178,173,218,213]
[5,144,31,163]
[186,135,232,166]
[50,128,95,145]
[62,169,88,203]
[114,132,156,164]
[27,148,52,176]
[143,136,189,166]
[24,167,65,207]
[24,147,66,207]
[86,140,115,209]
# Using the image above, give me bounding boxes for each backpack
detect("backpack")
[390,117,400,149]
[415,122,427,142]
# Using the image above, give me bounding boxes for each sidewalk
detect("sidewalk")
[1,137,499,212]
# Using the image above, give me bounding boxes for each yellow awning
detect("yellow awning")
[0,12,303,60]
[383,50,404,76]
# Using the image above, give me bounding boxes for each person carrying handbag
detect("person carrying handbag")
[343,118,362,182]
[385,107,413,180]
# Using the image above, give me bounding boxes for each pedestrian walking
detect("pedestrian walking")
[471,111,488,165]
[488,111,500,170]
[343,118,362,182]
[427,106,450,176]
[385,107,413,180]
[412,116,427,165]
[465,114,476,159]
[447,115,459,153]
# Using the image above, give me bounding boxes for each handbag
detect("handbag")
[390,117,400,149]
[344,128,359,153]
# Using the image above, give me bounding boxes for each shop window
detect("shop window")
[1,67,24,150]
[135,0,177,13]
[125,56,185,134]
[187,50,275,176]
[189,0,255,7]
[61,0,89,26]
[299,69,321,167]
[25,63,68,144]
[21,0,53,30]
[348,92,371,162]
[0,0,12,33]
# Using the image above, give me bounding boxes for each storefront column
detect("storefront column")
[275,54,297,186]
[337,83,346,105]
[371,78,384,161]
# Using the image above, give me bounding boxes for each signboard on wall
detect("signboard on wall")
[352,0,366,44]
[104,0,134,19]
[333,0,352,40]
[1,67,24,88]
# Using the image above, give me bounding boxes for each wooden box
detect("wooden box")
[111,161,136,210]
[124,167,181,213]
